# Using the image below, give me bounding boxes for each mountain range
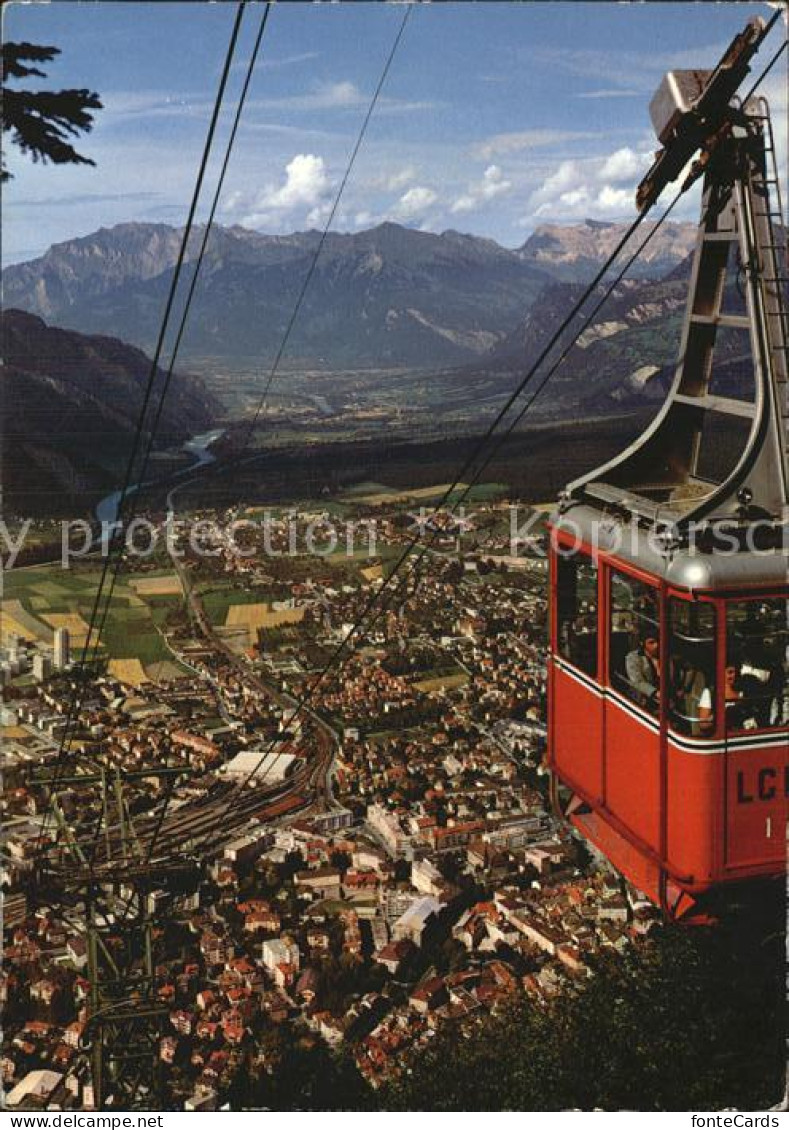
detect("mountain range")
[4,216,733,513]
[2,219,696,370]
[518,218,696,281]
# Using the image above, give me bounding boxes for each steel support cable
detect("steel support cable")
[136,5,415,866]
[237,3,413,451]
[157,2,414,520]
[89,1,274,668]
[34,1,248,865]
[186,208,666,839]
[183,39,789,831]
[98,23,785,863]
[80,2,273,879]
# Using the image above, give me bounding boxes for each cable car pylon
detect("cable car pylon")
[32,763,197,1108]
[547,15,788,922]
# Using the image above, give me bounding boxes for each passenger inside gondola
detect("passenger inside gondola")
[668,599,715,736]
[771,645,789,726]
[724,663,754,730]
[610,571,661,713]
[625,634,660,706]
[556,553,598,677]
[726,598,789,731]
[670,658,713,735]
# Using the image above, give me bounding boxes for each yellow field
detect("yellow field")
[353,482,470,506]
[0,725,31,739]
[0,614,37,643]
[129,574,183,596]
[145,660,188,683]
[361,563,383,583]
[413,672,469,693]
[109,658,149,687]
[225,603,305,631]
[42,612,94,648]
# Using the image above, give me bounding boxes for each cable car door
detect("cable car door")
[724,594,789,872]
[605,566,662,854]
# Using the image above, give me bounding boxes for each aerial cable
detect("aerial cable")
[95,21,785,862]
[138,5,415,863]
[125,0,274,531]
[35,0,248,866]
[198,36,789,818]
[238,3,413,451]
[161,1,415,519]
[84,0,274,790]
[85,1,276,878]
[186,207,673,839]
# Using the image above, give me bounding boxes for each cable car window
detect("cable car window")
[669,600,715,736]
[610,571,660,714]
[726,598,788,731]
[556,553,598,676]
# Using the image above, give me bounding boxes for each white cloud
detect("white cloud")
[525,144,656,224]
[319,81,361,108]
[232,50,320,76]
[265,50,321,70]
[222,154,332,229]
[473,129,599,160]
[596,185,632,210]
[367,167,416,192]
[599,147,649,183]
[530,181,636,222]
[528,41,730,95]
[557,188,588,208]
[450,195,475,215]
[306,202,333,228]
[451,164,512,214]
[244,83,437,117]
[394,185,438,220]
[259,153,329,211]
[575,88,642,100]
[528,159,580,210]
[248,81,365,113]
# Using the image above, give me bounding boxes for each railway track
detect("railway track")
[70,538,339,868]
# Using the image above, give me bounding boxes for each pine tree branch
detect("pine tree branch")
[1,41,103,181]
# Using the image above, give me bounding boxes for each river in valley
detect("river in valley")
[95,428,225,525]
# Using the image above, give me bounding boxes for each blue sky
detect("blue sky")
[3,1,786,264]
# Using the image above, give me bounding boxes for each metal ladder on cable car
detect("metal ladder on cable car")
[752,98,789,465]
[565,96,789,527]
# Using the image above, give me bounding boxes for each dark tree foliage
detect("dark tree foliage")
[1,41,102,181]
[380,922,785,1112]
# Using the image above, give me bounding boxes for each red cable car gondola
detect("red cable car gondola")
[547,18,788,922]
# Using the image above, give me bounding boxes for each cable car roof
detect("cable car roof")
[559,16,788,546]
[551,503,787,593]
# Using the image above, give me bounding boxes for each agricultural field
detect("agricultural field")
[128,574,183,597]
[197,583,277,626]
[412,671,469,693]
[339,480,508,507]
[107,658,150,687]
[225,603,306,631]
